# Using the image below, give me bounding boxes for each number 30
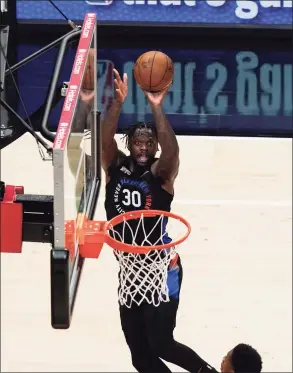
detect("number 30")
[122,189,142,208]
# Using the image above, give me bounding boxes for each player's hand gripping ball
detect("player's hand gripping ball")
[133,51,174,92]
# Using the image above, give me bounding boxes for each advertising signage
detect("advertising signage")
[16,45,292,136]
[16,0,292,28]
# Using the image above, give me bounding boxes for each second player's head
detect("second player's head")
[221,343,262,373]
[124,122,158,167]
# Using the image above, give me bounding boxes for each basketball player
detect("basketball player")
[102,69,219,373]
[221,344,262,373]
[81,67,263,373]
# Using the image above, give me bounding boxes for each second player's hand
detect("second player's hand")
[114,69,128,104]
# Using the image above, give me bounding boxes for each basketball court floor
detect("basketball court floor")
[1,133,292,372]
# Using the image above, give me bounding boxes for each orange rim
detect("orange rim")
[105,209,191,254]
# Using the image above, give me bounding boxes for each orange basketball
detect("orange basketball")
[133,51,174,92]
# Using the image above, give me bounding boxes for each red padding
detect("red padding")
[0,202,23,253]
[3,185,24,202]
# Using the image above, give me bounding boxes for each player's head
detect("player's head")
[123,122,158,166]
[221,344,262,373]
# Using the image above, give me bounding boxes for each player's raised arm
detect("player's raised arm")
[144,86,179,186]
[102,69,128,170]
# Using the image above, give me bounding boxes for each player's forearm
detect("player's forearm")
[150,104,179,157]
[102,100,123,148]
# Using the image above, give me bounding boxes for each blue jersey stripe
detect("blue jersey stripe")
[167,265,180,298]
[161,216,180,298]
[162,216,172,244]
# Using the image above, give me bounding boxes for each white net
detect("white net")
[108,212,187,308]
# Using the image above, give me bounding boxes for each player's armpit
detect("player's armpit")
[152,156,179,181]
[102,143,126,177]
[151,157,179,194]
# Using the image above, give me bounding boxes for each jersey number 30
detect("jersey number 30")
[122,189,142,208]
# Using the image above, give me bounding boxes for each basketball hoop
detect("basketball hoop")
[65,210,191,307]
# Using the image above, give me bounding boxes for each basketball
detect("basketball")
[133,51,174,92]
[81,48,95,90]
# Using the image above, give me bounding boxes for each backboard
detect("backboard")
[51,13,101,329]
